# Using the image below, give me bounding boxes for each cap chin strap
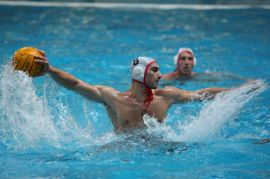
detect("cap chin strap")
[131,60,156,109]
[132,79,153,109]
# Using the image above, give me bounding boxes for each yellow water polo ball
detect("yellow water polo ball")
[12,47,44,77]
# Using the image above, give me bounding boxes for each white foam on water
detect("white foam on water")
[0,63,60,150]
[144,80,268,142]
[0,1,269,10]
[0,62,117,150]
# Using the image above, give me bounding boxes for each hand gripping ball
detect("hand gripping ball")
[12,47,44,77]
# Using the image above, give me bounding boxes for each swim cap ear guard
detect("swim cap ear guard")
[131,57,156,84]
[173,48,197,66]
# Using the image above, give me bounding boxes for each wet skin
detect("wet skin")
[35,53,229,132]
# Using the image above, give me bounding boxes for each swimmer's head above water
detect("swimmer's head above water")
[130,57,161,109]
[173,48,197,76]
[131,56,161,89]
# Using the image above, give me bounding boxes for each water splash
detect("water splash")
[0,63,117,151]
[0,63,59,150]
[144,80,268,143]
[178,80,267,142]
[144,114,180,142]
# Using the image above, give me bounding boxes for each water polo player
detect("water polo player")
[162,47,246,82]
[162,48,197,80]
[35,51,230,133]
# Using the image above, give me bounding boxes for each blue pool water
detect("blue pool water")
[0,1,270,178]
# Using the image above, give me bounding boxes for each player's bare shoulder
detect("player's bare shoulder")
[154,86,181,97]
[154,86,187,105]
[97,86,120,98]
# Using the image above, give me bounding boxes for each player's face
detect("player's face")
[177,51,194,75]
[145,62,161,89]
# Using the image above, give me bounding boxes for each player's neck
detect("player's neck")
[129,81,152,103]
[177,70,193,77]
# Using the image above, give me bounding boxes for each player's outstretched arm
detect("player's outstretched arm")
[159,86,230,104]
[35,55,106,104]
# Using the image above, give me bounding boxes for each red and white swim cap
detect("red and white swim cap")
[131,57,156,84]
[173,48,197,66]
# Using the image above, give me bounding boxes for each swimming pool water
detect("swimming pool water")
[0,2,270,178]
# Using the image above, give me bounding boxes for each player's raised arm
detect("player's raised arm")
[158,86,230,104]
[35,55,106,104]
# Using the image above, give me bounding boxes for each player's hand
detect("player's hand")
[34,55,50,76]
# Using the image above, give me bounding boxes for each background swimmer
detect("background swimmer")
[162,47,247,83]
[162,48,196,80]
